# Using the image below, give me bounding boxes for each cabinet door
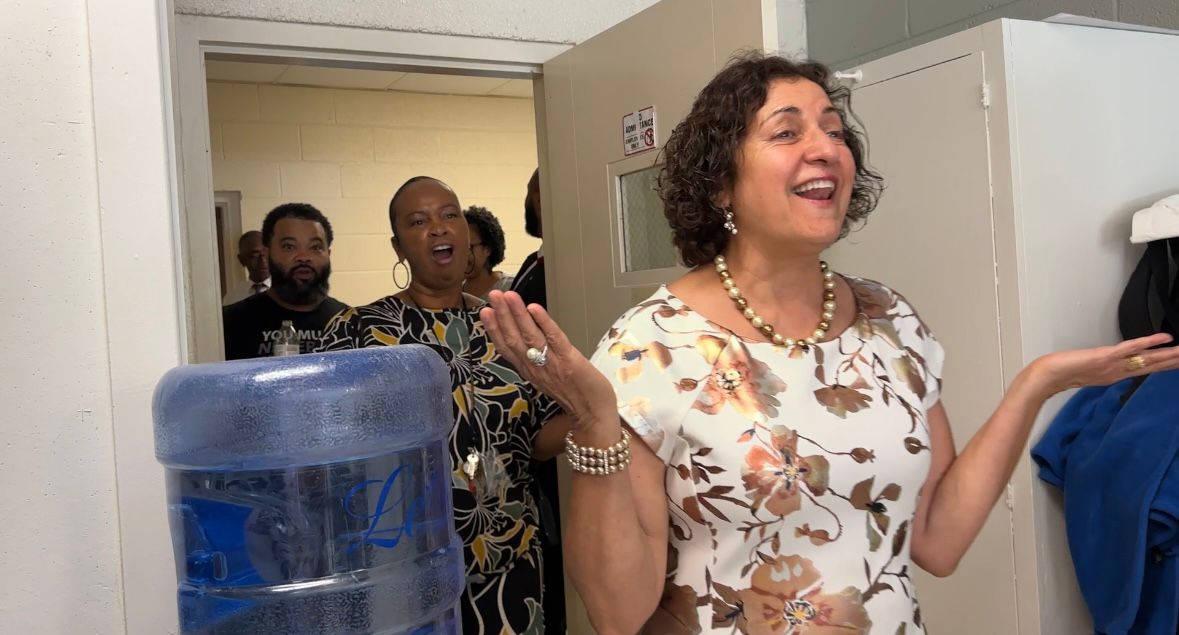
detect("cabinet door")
[826,52,1018,634]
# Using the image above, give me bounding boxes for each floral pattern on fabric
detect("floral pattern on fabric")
[317,296,560,635]
[590,277,944,634]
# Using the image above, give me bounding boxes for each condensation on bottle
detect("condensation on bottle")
[152,346,463,634]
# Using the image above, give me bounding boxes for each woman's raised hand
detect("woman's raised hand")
[1031,333,1179,397]
[481,291,618,430]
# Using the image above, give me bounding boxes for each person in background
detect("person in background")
[507,168,567,632]
[223,203,347,360]
[463,205,515,300]
[480,52,1179,634]
[316,176,571,635]
[510,169,545,309]
[221,230,270,305]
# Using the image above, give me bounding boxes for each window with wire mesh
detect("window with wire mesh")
[619,165,678,272]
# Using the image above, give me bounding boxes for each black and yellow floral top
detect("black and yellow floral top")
[317,295,561,576]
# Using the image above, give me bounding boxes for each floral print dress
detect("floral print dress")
[317,296,560,635]
[589,277,944,635]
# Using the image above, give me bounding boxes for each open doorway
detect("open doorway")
[207,60,542,310]
[206,60,566,626]
[173,15,565,364]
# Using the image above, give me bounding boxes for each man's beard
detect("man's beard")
[270,259,331,306]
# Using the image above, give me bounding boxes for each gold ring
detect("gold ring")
[1124,354,1147,372]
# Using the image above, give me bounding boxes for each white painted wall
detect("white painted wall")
[176,0,664,44]
[0,0,126,632]
[2,0,808,632]
[2,0,184,631]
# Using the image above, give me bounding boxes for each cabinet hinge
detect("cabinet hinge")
[981,82,992,109]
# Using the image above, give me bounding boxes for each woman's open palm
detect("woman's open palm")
[480,291,617,429]
[1035,333,1179,395]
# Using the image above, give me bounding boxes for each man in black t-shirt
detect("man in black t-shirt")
[223,203,348,360]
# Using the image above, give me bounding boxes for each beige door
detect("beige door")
[826,53,1020,634]
[540,0,775,356]
[538,1,774,631]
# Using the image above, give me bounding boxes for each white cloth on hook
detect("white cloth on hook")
[1131,194,1179,244]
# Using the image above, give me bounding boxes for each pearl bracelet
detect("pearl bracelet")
[565,429,631,475]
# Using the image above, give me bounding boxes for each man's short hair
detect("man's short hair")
[261,203,334,247]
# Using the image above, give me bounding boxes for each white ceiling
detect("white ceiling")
[205,60,534,99]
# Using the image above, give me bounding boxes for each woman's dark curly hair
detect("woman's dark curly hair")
[464,205,507,272]
[658,51,883,267]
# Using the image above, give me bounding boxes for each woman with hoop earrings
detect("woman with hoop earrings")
[318,176,571,635]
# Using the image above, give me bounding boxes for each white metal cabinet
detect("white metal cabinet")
[829,19,1179,635]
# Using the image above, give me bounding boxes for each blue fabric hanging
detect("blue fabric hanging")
[1031,369,1179,635]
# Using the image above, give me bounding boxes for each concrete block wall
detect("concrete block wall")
[807,0,1179,68]
[209,82,541,307]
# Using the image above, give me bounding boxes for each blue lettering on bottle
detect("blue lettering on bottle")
[343,466,428,553]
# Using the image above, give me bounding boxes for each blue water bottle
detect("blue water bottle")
[153,346,464,634]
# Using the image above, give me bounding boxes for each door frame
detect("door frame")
[213,190,243,297]
[174,14,569,362]
[101,13,569,631]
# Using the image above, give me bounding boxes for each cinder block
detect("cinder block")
[212,160,282,198]
[330,234,398,272]
[374,128,442,163]
[206,82,259,121]
[302,125,373,162]
[463,197,526,229]
[340,163,417,199]
[241,197,284,234]
[334,89,403,126]
[903,0,1116,58]
[908,0,1013,36]
[1119,0,1179,27]
[438,130,538,166]
[806,0,909,65]
[325,197,395,235]
[419,95,536,132]
[222,123,301,161]
[337,90,535,132]
[446,164,536,203]
[259,85,336,123]
[997,0,1116,21]
[280,162,341,198]
[257,196,345,226]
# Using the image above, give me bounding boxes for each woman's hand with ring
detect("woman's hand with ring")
[481,291,617,430]
[1028,332,1179,398]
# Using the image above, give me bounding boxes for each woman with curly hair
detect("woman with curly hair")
[463,205,515,300]
[480,52,1179,634]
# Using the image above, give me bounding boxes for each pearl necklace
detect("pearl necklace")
[713,255,837,349]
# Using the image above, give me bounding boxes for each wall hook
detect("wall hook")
[833,69,863,83]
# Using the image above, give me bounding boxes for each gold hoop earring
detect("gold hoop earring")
[392,260,410,290]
